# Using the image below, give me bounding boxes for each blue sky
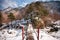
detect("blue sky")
[0,0,60,10]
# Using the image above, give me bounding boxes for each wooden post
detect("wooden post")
[37,28,39,40]
[22,27,24,40]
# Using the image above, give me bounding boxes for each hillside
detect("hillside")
[0,1,60,23]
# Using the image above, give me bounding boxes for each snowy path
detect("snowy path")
[26,24,59,40]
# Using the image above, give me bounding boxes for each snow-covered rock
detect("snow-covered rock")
[54,20,60,26]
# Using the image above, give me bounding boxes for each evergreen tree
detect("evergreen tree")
[8,13,15,28]
[8,13,15,21]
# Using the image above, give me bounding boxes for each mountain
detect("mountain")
[1,7,23,23]
[18,1,60,19]
[43,1,60,13]
[1,1,60,23]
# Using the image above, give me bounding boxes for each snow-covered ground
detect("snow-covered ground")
[0,24,60,40]
[0,29,22,40]
[48,30,60,40]
[0,29,59,40]
[0,20,60,40]
[39,29,59,40]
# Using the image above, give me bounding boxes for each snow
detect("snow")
[27,24,34,32]
[0,28,59,40]
[0,29,22,40]
[39,29,59,40]
[49,30,60,39]
[0,23,60,40]
[27,24,37,40]
[54,20,60,25]
[55,25,60,28]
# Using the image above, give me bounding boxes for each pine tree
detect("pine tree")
[8,13,15,28]
[8,13,15,21]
